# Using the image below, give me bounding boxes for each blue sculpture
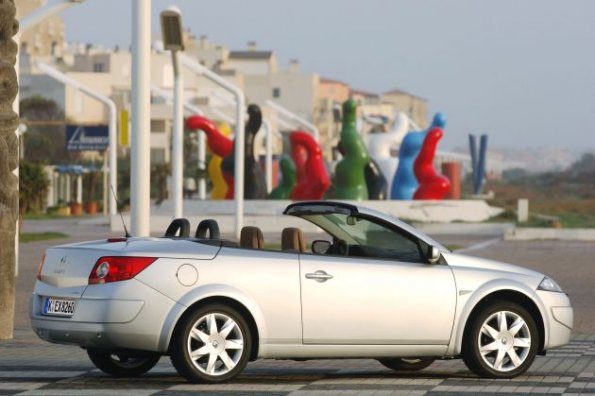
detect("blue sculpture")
[390,113,446,200]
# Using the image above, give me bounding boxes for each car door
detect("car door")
[300,254,456,345]
[299,214,456,345]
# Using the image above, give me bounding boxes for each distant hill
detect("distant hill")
[452,146,588,173]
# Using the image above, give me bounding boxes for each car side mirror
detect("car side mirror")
[312,240,331,254]
[427,245,441,264]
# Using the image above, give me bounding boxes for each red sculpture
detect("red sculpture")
[289,131,330,200]
[186,115,233,157]
[186,115,235,199]
[413,127,451,200]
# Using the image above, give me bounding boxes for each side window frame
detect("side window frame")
[354,214,426,264]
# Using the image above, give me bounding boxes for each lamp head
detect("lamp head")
[160,6,185,51]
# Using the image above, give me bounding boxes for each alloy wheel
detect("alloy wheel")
[186,312,244,376]
[477,310,531,372]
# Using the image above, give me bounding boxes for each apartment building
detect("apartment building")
[382,88,428,129]
[17,0,65,59]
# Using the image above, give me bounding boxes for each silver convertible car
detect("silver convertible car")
[31,201,573,383]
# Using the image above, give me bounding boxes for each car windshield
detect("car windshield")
[300,212,424,263]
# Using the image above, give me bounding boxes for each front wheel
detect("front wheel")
[378,357,435,371]
[170,304,252,383]
[87,349,160,377]
[462,301,539,378]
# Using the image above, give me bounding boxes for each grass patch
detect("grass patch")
[20,232,69,243]
[24,213,68,220]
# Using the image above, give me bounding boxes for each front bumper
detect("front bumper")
[537,290,573,350]
[30,279,178,353]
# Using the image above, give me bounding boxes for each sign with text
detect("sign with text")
[65,125,109,151]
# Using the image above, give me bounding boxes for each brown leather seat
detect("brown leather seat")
[281,227,307,252]
[240,226,264,249]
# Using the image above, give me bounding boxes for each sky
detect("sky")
[57,0,595,152]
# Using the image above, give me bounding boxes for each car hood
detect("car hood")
[442,251,544,279]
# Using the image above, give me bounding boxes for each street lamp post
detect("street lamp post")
[180,54,245,240]
[130,0,151,237]
[160,6,185,219]
[265,100,320,141]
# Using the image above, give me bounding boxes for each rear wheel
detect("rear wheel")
[462,301,539,378]
[87,349,160,377]
[170,304,252,383]
[378,357,435,371]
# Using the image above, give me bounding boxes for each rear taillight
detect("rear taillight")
[88,256,157,285]
[37,253,46,281]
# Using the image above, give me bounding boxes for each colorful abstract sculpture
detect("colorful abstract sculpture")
[186,116,233,157]
[366,112,409,193]
[413,127,450,199]
[364,159,388,200]
[269,154,296,199]
[208,122,232,199]
[185,116,233,200]
[289,130,330,200]
[221,104,267,199]
[390,112,447,200]
[334,99,370,200]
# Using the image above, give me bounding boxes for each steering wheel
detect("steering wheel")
[195,219,221,240]
[164,218,190,237]
[328,239,348,256]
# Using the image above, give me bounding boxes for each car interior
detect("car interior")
[161,216,430,264]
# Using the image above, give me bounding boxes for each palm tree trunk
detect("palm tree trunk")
[0,0,20,340]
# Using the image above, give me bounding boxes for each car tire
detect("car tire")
[87,349,160,377]
[462,301,539,379]
[170,304,252,383]
[378,357,435,371]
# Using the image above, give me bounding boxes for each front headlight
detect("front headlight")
[537,276,563,293]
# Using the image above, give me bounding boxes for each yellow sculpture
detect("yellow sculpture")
[209,122,232,199]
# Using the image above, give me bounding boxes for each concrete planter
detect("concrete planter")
[69,202,83,216]
[84,201,98,215]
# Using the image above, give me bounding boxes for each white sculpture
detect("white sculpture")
[366,112,409,193]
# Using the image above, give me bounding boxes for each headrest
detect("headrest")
[164,218,190,237]
[240,226,264,249]
[281,227,306,252]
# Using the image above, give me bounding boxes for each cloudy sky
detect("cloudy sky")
[57,0,595,151]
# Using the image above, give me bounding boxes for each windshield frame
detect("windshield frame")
[284,201,449,253]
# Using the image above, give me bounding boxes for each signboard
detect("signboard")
[65,125,109,151]
[119,110,129,147]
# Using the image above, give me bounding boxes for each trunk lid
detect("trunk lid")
[39,237,221,294]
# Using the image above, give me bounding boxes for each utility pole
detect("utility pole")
[0,0,19,340]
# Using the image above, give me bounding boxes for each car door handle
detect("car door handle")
[305,270,333,282]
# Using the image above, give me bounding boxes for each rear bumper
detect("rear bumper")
[31,279,178,353]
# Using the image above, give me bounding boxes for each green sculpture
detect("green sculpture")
[269,154,297,199]
[334,99,370,200]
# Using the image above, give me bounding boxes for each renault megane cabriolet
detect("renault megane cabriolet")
[31,201,573,383]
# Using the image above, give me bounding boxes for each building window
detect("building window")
[272,87,281,98]
[151,120,166,133]
[93,63,105,72]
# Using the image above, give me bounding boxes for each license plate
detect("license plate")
[42,297,76,317]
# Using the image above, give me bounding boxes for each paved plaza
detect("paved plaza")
[2,218,595,395]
